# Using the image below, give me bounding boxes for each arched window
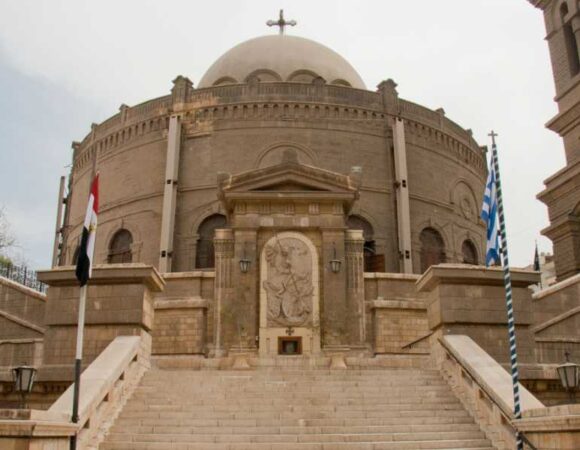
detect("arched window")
[561,2,580,76]
[108,229,133,263]
[462,239,479,265]
[420,228,446,272]
[195,214,227,269]
[347,215,384,272]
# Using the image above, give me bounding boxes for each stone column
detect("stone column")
[51,175,66,267]
[392,117,413,273]
[213,228,234,356]
[320,230,348,349]
[158,114,182,273]
[345,229,366,346]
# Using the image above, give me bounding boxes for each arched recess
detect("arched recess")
[450,179,479,222]
[254,142,318,169]
[419,227,446,273]
[287,69,320,83]
[245,69,282,83]
[195,214,227,269]
[213,76,238,86]
[461,239,479,265]
[331,79,352,87]
[108,229,133,263]
[347,215,384,272]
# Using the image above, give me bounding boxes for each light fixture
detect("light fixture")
[239,242,251,274]
[330,242,342,274]
[12,365,37,409]
[557,351,579,403]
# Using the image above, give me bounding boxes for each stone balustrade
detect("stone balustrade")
[0,335,145,450]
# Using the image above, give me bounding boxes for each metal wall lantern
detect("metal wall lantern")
[557,351,579,403]
[330,243,342,274]
[12,365,37,408]
[239,243,251,274]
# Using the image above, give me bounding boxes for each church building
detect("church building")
[0,8,578,450]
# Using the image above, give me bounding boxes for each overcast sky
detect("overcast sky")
[0,0,564,269]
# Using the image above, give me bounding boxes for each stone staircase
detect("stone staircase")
[100,364,496,450]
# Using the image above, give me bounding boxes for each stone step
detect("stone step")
[120,404,465,415]
[100,367,496,450]
[100,440,495,450]
[110,423,481,436]
[115,409,471,421]
[112,415,476,428]
[106,430,486,443]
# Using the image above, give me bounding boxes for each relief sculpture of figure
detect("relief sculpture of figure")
[263,237,313,326]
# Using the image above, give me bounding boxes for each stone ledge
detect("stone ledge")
[364,272,420,281]
[417,264,540,292]
[154,297,209,309]
[532,272,580,300]
[162,271,215,279]
[0,419,76,437]
[37,264,165,292]
[0,276,46,301]
[441,335,543,415]
[370,299,426,310]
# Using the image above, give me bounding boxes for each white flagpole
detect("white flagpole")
[70,284,87,450]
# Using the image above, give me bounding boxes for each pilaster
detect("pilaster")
[320,229,348,349]
[392,117,413,273]
[345,229,366,347]
[213,228,234,356]
[158,114,182,273]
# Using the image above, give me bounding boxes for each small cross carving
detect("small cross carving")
[285,327,295,336]
[488,130,498,146]
[267,10,297,35]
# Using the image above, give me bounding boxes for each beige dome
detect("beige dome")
[198,35,366,89]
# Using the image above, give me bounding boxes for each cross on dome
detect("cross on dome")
[266,9,297,35]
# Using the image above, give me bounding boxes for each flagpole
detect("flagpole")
[488,131,524,450]
[70,283,87,450]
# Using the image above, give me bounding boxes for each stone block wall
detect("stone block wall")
[417,265,539,365]
[532,273,580,364]
[365,273,429,354]
[0,277,45,334]
[152,272,214,355]
[153,307,206,355]
[37,265,163,378]
[372,305,429,354]
[0,277,45,369]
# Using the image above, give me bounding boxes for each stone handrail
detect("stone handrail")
[438,335,544,450]
[0,335,145,450]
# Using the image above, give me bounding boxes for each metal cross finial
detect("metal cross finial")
[267,9,297,35]
[488,130,498,146]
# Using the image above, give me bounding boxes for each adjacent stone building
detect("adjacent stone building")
[530,0,580,281]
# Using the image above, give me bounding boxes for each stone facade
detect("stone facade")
[58,35,487,277]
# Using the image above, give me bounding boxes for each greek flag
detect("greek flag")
[481,156,500,266]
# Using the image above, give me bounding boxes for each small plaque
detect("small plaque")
[278,337,302,355]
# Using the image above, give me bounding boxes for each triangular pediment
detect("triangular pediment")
[219,161,359,195]
[253,181,327,192]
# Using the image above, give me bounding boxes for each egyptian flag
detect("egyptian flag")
[75,174,99,286]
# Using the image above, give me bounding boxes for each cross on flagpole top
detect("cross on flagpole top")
[488,130,498,146]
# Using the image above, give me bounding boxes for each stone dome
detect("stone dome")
[198,35,366,89]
